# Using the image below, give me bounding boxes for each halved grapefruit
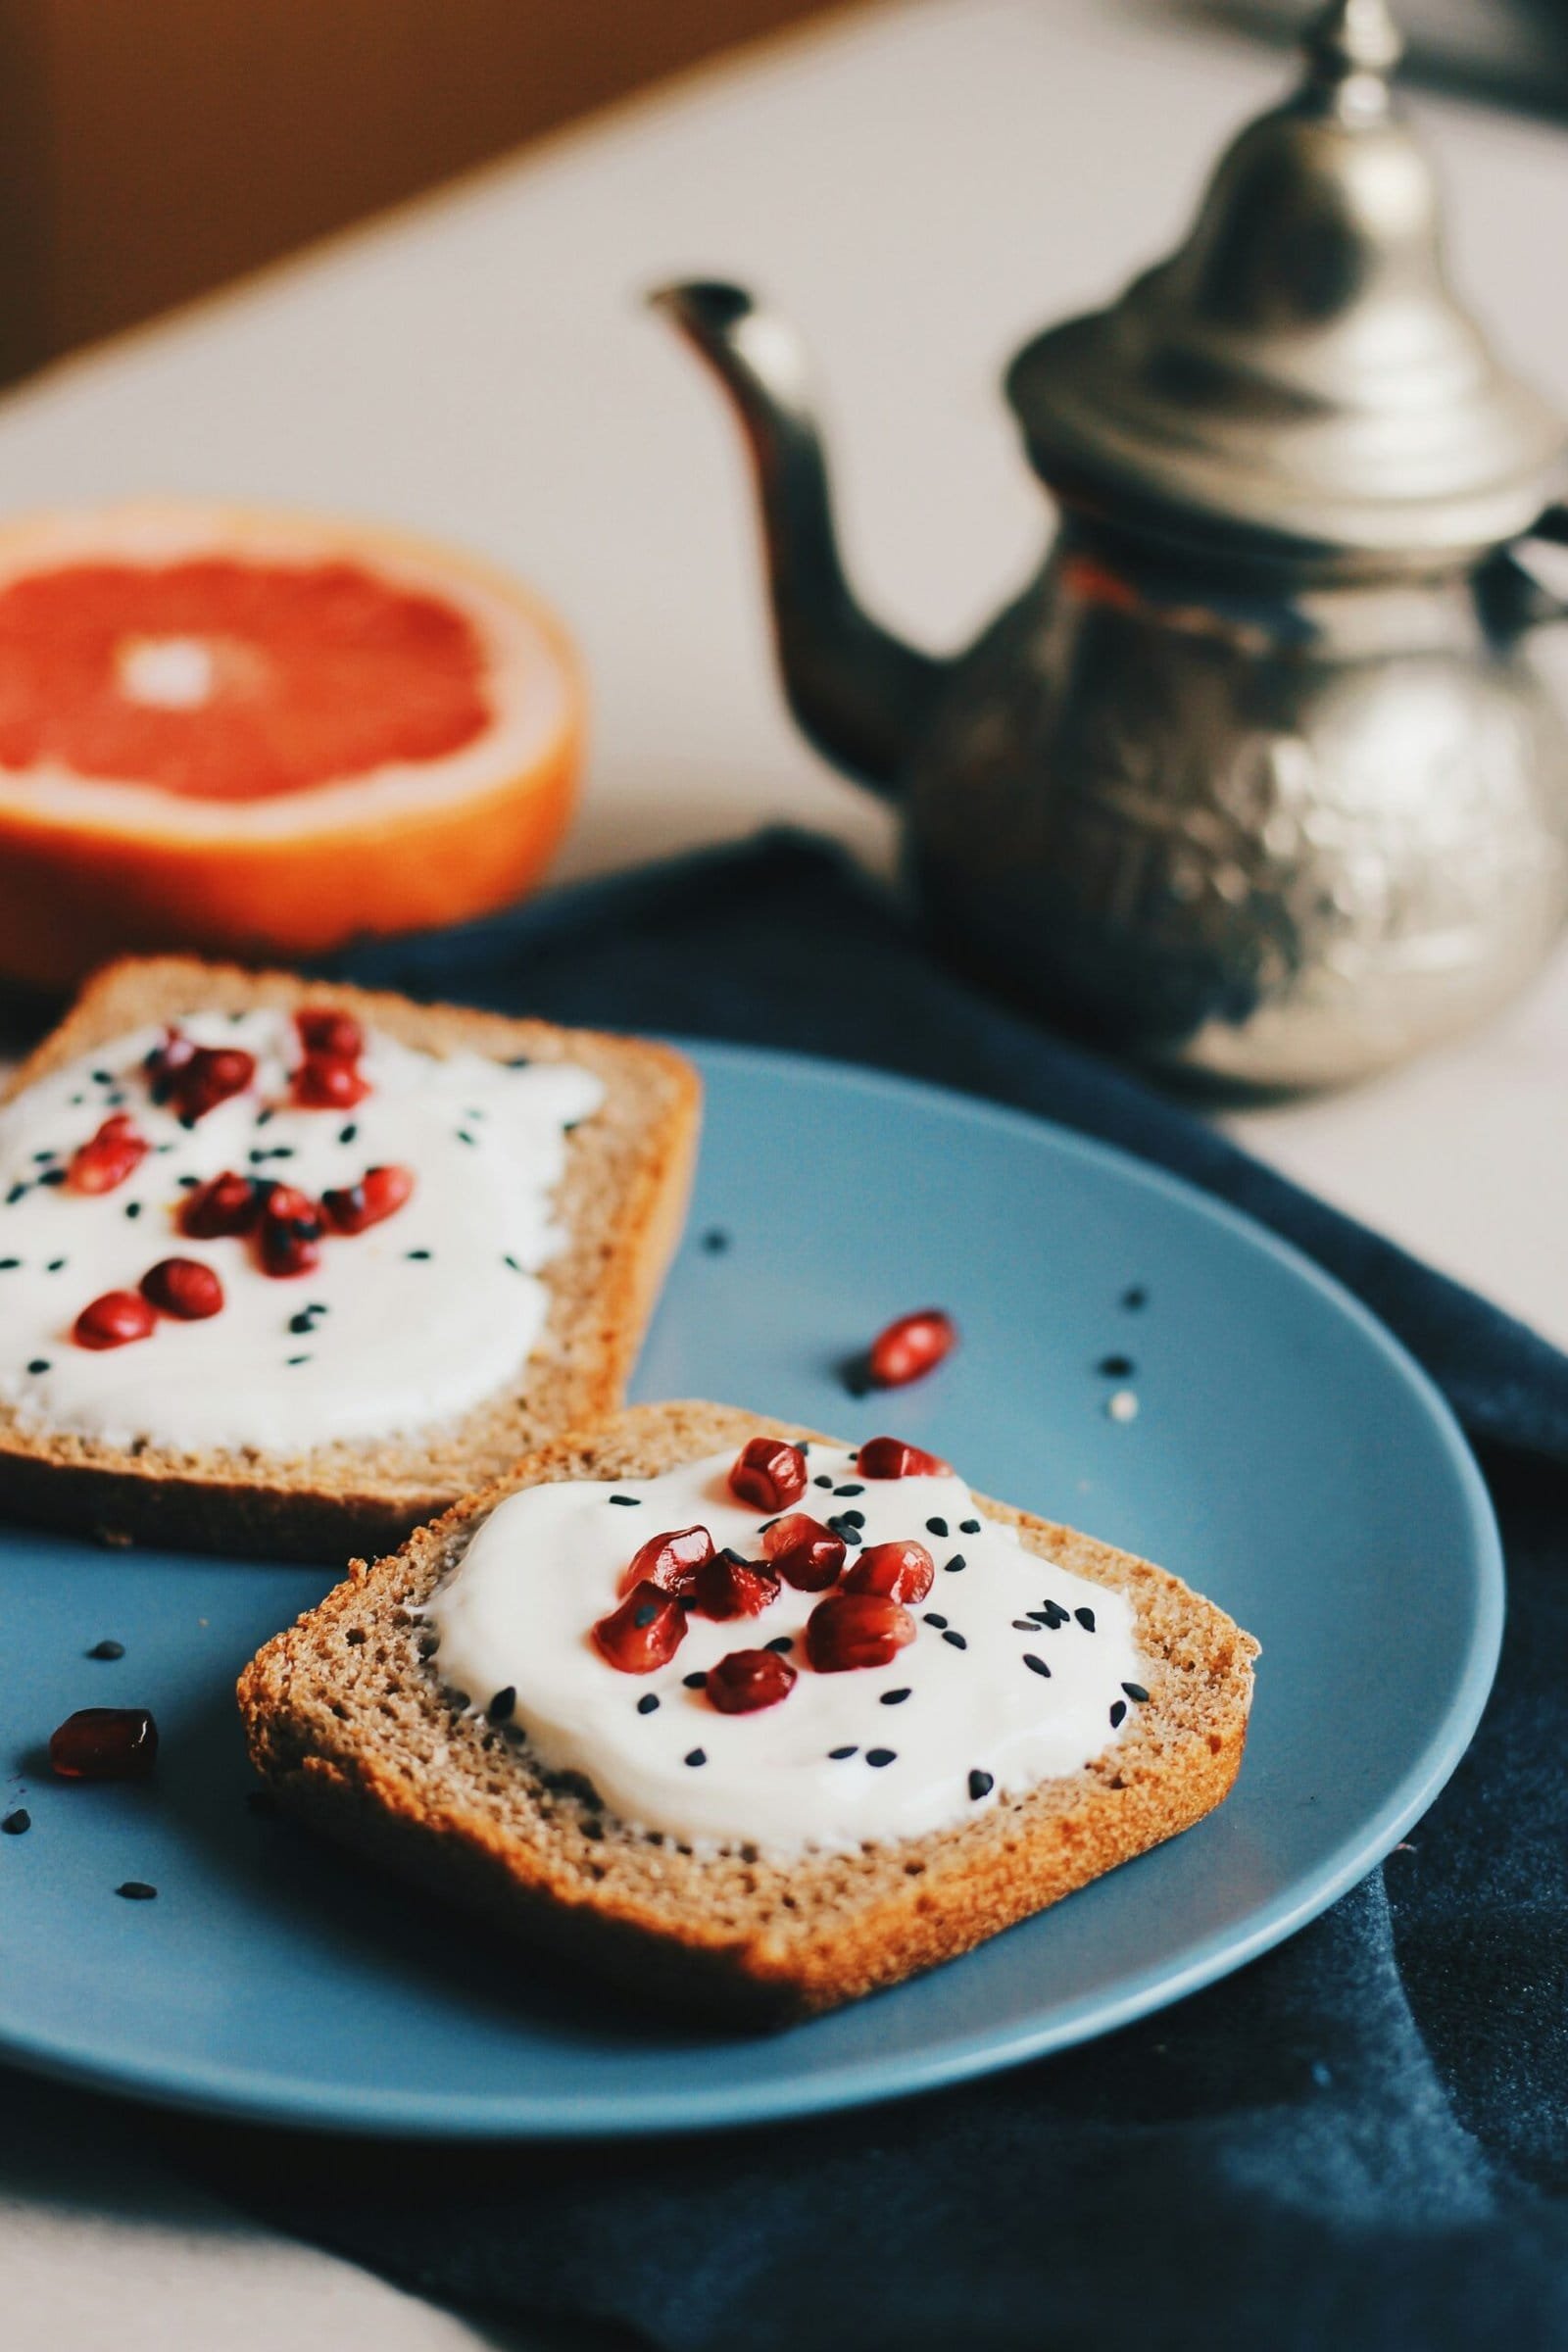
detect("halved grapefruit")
[0,502,585,988]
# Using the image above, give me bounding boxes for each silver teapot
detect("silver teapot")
[655,0,1568,1090]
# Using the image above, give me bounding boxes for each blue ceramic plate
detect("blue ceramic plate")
[0,1044,1501,2137]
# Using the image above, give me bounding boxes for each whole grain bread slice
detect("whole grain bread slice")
[0,957,699,1560]
[239,1400,1259,2022]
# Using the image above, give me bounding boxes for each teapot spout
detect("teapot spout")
[650,280,944,794]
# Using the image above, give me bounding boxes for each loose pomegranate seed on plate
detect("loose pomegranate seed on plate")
[806,1591,917,1672]
[74,1289,156,1349]
[868,1308,957,1388]
[169,1045,256,1123]
[845,1540,936,1604]
[856,1436,953,1480]
[293,1054,370,1110]
[49,1706,159,1780]
[617,1524,715,1597]
[728,1436,808,1511]
[695,1551,781,1619]
[179,1169,260,1239]
[321,1163,415,1234]
[257,1183,323,1277]
[295,1007,364,1061]
[707,1648,797,1714]
[593,1580,688,1673]
[762,1512,847,1591]
[68,1111,148,1195]
[139,1256,224,1320]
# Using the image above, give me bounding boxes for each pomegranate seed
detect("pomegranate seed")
[856,1436,953,1480]
[762,1512,847,1591]
[593,1580,688,1673]
[139,1256,224,1320]
[728,1436,808,1512]
[806,1591,917,1672]
[74,1290,156,1349]
[293,1054,370,1110]
[144,1027,196,1097]
[179,1169,260,1239]
[257,1183,323,1277]
[169,1045,255,1123]
[845,1540,936,1604]
[295,1007,364,1061]
[49,1706,159,1780]
[707,1648,797,1714]
[617,1524,715,1597]
[321,1163,415,1234]
[868,1308,957,1389]
[68,1112,148,1195]
[695,1551,781,1619]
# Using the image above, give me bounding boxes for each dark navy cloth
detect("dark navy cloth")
[182,833,1568,2348]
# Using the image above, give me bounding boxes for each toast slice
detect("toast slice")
[0,958,698,1560]
[238,1401,1258,2022]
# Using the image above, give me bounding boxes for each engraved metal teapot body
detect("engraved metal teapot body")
[655,1,1568,1090]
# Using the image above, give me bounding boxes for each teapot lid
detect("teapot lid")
[1005,0,1566,566]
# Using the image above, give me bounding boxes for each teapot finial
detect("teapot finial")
[1300,0,1402,113]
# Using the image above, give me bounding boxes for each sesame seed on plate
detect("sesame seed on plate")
[942,1630,967,1650]
[968,1770,994,1801]
[765,1636,794,1653]
[1122,1682,1150,1702]
[86,1640,125,1660]
[926,1517,948,1538]
[638,1693,660,1714]
[829,1745,858,1760]
[924,1612,949,1630]
[2,1808,30,1835]
[27,1359,49,1374]
[943,1553,966,1574]
[1075,1607,1097,1632]
[487,1687,516,1722]
[609,1494,641,1506]
[1110,1700,1127,1729]
[684,1749,707,1768]
[958,1519,981,1535]
[682,1671,707,1690]
[116,1882,157,1900]
[865,1748,897,1768]
[701,1228,729,1252]
[1023,1654,1052,1679]
[880,1688,911,1705]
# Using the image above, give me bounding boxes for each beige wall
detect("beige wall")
[0,0,845,384]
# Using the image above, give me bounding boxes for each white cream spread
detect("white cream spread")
[0,1012,603,1453]
[427,1444,1149,1857]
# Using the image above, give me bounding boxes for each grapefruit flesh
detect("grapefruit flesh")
[0,505,584,988]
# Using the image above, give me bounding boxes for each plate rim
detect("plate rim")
[0,1036,1505,2138]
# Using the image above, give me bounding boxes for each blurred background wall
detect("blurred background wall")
[0,0,846,387]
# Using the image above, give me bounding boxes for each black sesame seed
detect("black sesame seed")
[287,1310,316,1335]
[27,1358,49,1375]
[86,1640,125,1660]
[924,1612,949,1629]
[39,1167,67,1187]
[46,1257,66,1272]
[682,1671,707,1690]
[765,1635,794,1653]
[637,1693,660,1714]
[1110,1700,1127,1729]
[254,1108,274,1128]
[942,1629,968,1650]
[701,1227,730,1253]
[829,1744,858,1760]
[307,1301,328,1315]
[968,1770,994,1801]
[813,1474,834,1489]
[834,1483,864,1496]
[943,1553,967,1574]
[841,1526,862,1547]
[176,1173,200,1189]
[177,1112,197,1130]
[285,1353,311,1366]
[487,1686,516,1722]
[2,1808,30,1834]
[116,1882,157,1900]
[1122,1286,1148,1310]
[407,1248,432,1260]
[959,1519,981,1535]
[684,1748,707,1768]
[92,1069,112,1084]
[1075,1607,1097,1633]
[507,1054,531,1068]
[338,1123,358,1146]
[840,1509,865,1528]
[925,1516,949,1538]
[122,1200,142,1218]
[880,1688,911,1705]
[1023,1653,1053,1678]
[103,1093,126,1108]
[1122,1682,1150,1703]
[5,1185,26,1205]
[503,1253,523,1272]
[248,1149,268,1164]
[609,1494,641,1507]
[866,1747,897,1768]
[0,1257,17,1269]
[32,1149,56,1164]
[456,1130,477,1147]
[1026,1608,1061,1629]
[1012,1619,1038,1632]
[1097,1353,1135,1378]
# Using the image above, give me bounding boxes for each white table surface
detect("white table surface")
[6,1,1568,2342]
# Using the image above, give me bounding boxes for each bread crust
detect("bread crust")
[0,956,700,1559]
[239,1401,1259,2022]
